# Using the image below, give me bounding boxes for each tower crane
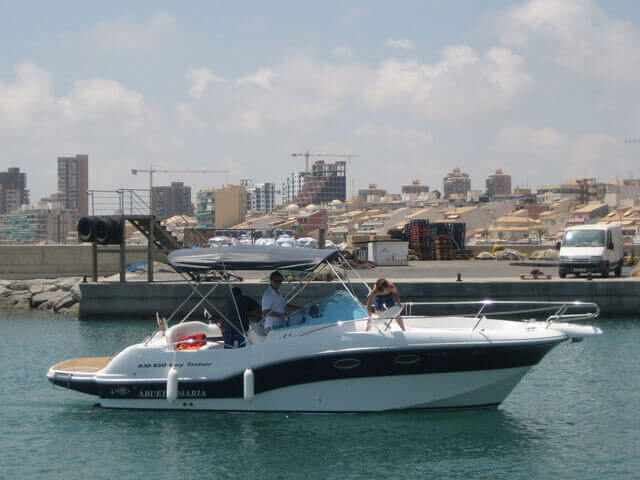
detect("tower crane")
[291,150,359,173]
[131,167,229,191]
[131,166,229,214]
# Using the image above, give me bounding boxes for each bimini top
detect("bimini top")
[168,245,339,273]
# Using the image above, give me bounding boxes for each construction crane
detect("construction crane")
[132,167,229,192]
[291,150,359,173]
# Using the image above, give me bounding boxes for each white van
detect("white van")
[558,224,624,278]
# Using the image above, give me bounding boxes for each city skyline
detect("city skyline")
[2,1,640,202]
[2,159,637,210]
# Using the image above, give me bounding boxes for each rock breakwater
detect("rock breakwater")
[0,278,82,315]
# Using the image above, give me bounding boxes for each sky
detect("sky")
[2,0,640,203]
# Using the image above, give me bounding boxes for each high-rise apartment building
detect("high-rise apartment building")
[292,160,346,206]
[537,178,606,204]
[195,189,216,227]
[57,154,88,216]
[0,167,29,214]
[401,180,429,200]
[247,182,276,213]
[282,172,307,205]
[358,184,387,200]
[195,185,247,228]
[485,169,511,197]
[443,168,471,199]
[151,182,194,220]
[0,208,74,244]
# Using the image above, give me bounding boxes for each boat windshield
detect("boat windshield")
[563,230,604,247]
[285,291,367,328]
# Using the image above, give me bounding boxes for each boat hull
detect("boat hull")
[98,366,531,411]
[49,339,559,411]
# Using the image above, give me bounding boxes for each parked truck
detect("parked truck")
[557,224,624,278]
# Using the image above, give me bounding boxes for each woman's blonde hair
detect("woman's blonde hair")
[374,278,389,291]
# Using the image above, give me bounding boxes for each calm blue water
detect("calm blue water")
[1,311,638,480]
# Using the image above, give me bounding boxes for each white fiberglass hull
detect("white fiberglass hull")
[49,312,602,412]
[98,366,530,412]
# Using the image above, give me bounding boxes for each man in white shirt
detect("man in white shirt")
[262,271,297,332]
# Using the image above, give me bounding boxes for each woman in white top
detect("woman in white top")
[261,271,299,332]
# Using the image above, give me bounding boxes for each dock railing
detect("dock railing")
[88,189,151,216]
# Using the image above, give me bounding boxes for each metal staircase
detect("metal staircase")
[127,215,183,253]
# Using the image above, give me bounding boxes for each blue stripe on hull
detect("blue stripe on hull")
[98,341,560,400]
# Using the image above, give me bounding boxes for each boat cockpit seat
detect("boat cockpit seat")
[247,322,267,344]
[166,321,209,348]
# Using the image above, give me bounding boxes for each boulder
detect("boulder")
[71,282,82,302]
[55,280,75,292]
[32,291,69,309]
[10,292,32,309]
[13,297,32,310]
[58,303,80,316]
[9,281,30,291]
[54,292,76,312]
[30,282,46,295]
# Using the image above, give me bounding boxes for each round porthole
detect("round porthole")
[332,358,361,370]
[393,354,421,365]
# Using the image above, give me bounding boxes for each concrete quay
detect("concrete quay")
[79,275,639,320]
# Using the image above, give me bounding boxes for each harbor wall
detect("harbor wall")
[79,279,640,320]
[0,245,158,279]
[1,244,639,279]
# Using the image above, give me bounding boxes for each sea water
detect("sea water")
[0,311,638,480]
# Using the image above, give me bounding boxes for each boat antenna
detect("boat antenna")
[337,251,372,295]
[324,260,364,308]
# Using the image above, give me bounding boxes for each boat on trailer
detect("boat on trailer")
[48,245,602,412]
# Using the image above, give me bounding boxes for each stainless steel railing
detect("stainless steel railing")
[88,189,151,216]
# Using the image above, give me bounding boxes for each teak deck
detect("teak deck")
[52,357,112,373]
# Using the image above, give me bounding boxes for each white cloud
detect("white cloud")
[0,63,188,198]
[73,11,177,52]
[186,68,224,100]
[386,37,415,50]
[236,67,277,89]
[496,125,629,183]
[0,63,54,127]
[355,123,433,149]
[500,0,640,82]
[184,45,532,135]
[188,57,368,134]
[60,79,144,121]
[362,45,531,120]
[332,45,354,57]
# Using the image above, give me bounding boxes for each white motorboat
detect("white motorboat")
[47,246,602,412]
